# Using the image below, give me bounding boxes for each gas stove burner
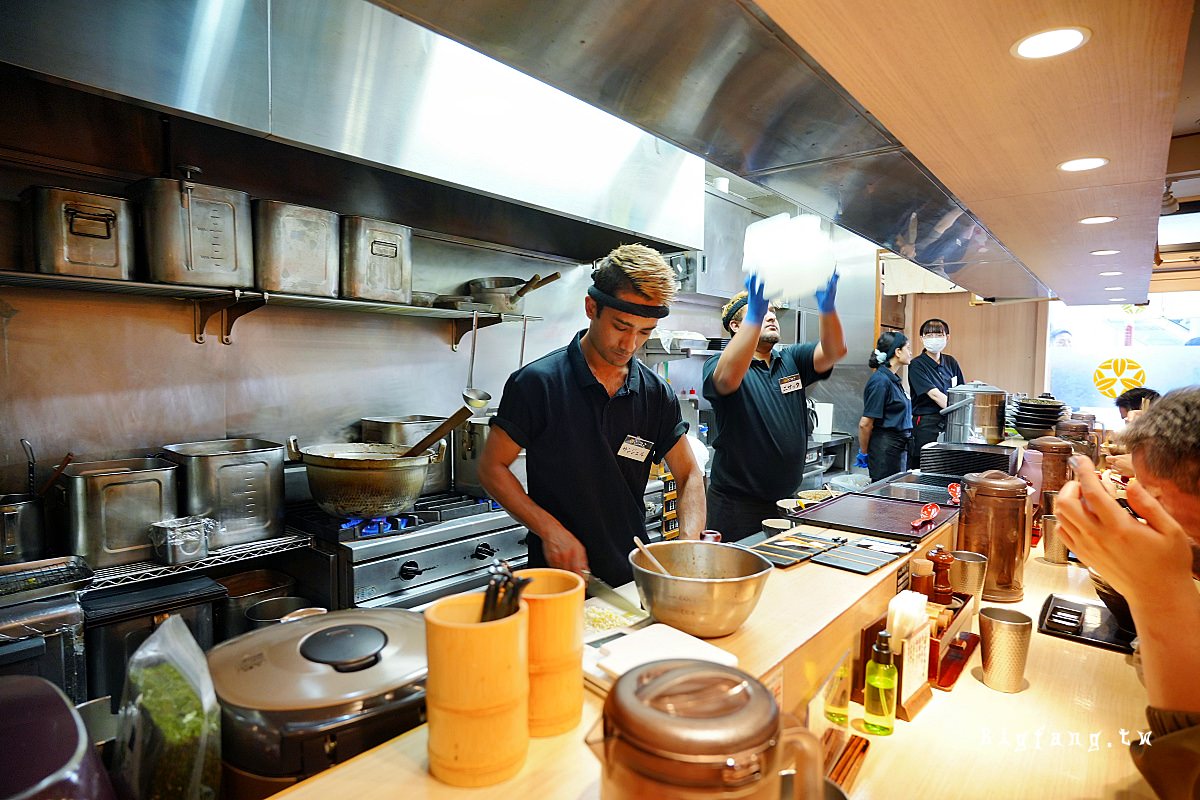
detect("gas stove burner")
[339,515,421,538]
[412,493,503,522]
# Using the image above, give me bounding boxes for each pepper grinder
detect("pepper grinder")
[927,545,956,605]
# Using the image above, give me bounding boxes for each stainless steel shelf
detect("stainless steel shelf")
[0,270,540,348]
[87,534,313,590]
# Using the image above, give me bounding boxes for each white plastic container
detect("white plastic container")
[741,212,834,301]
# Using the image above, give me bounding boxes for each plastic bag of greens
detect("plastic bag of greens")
[112,614,220,800]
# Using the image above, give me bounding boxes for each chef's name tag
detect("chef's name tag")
[779,374,804,395]
[617,435,653,462]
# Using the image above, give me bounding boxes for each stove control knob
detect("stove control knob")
[397,561,431,580]
[472,543,497,560]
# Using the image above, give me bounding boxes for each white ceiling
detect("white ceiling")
[752,0,1193,306]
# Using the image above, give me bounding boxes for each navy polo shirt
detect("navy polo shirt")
[908,352,965,417]
[863,368,913,431]
[490,331,686,587]
[702,342,832,501]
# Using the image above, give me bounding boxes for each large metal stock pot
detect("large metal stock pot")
[286,437,444,518]
[940,381,1007,445]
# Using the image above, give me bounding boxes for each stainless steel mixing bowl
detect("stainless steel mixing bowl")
[629,540,773,638]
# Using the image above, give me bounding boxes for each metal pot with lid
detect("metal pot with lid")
[956,470,1031,602]
[1055,419,1098,461]
[586,659,823,799]
[207,608,427,798]
[940,381,1007,445]
[1028,436,1075,523]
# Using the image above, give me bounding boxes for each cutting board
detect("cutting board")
[596,623,738,678]
[793,492,958,541]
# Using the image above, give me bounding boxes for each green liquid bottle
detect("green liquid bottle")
[823,661,851,725]
[863,630,897,735]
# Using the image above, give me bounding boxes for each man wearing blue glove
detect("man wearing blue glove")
[702,272,847,541]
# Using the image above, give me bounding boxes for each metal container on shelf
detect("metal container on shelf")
[956,470,1030,602]
[214,569,296,641]
[48,458,178,568]
[340,216,412,303]
[160,438,285,549]
[940,381,1008,445]
[0,493,44,564]
[361,416,451,494]
[20,186,134,280]
[253,200,340,297]
[454,416,527,497]
[128,167,254,287]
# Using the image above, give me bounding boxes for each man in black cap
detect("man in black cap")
[702,273,847,541]
[478,244,705,587]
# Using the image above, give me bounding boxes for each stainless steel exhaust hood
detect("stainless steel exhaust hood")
[0,0,703,261]
[370,0,1052,300]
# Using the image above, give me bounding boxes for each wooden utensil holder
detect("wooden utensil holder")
[851,593,971,722]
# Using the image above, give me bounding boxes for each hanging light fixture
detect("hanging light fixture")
[1162,180,1180,215]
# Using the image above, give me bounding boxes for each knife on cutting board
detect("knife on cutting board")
[583,570,647,618]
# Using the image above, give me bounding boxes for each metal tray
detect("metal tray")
[0,556,93,609]
[791,492,959,541]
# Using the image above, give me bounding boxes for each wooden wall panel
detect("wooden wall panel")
[909,293,1049,396]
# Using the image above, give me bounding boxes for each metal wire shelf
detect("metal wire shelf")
[88,534,313,590]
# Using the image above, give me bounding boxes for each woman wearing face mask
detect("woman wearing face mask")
[858,331,914,482]
[907,318,966,469]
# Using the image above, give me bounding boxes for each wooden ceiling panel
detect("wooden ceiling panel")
[754,0,1191,304]
[969,181,1163,303]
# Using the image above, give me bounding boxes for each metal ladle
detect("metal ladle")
[464,310,491,410]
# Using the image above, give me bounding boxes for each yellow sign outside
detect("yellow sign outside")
[1093,357,1147,398]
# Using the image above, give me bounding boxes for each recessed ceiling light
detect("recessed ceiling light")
[1098,271,1123,276]
[1059,157,1109,172]
[1090,249,1120,256]
[1104,286,1124,291]
[1108,298,1126,302]
[1080,216,1118,225]
[1012,27,1091,59]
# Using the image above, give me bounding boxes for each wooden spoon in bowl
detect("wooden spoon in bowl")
[633,536,670,575]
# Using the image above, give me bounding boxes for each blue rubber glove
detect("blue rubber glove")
[815,270,839,314]
[854,451,869,469]
[744,274,769,326]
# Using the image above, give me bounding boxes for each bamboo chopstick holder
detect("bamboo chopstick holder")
[830,735,870,787]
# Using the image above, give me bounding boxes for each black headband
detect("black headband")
[587,285,669,319]
[722,296,749,333]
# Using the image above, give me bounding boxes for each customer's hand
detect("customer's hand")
[744,274,769,326]
[1055,456,1192,611]
[540,526,590,576]
[1106,452,1135,478]
[816,270,839,314]
[854,451,869,469]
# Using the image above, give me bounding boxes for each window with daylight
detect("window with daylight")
[1046,292,1200,429]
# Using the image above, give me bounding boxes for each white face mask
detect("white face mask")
[923,336,947,353]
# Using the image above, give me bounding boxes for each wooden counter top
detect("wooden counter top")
[273,525,1154,799]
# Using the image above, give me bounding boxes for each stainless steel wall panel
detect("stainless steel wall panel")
[758,150,1051,299]
[269,0,703,250]
[0,0,269,133]
[372,0,895,175]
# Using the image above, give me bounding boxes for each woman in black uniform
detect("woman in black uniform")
[857,331,914,482]
[907,318,966,468]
